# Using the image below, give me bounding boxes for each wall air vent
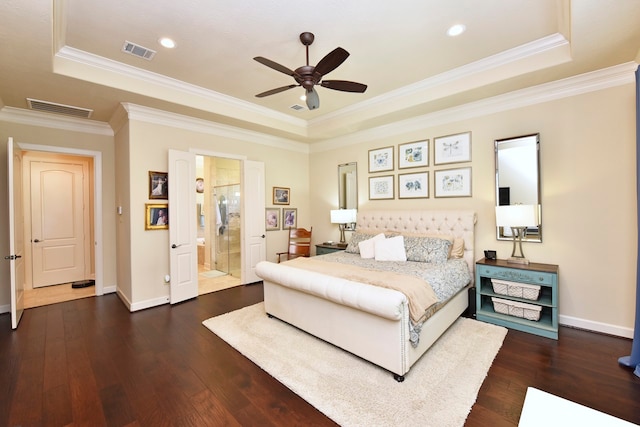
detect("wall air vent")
[290,104,306,111]
[122,40,156,60]
[26,98,93,119]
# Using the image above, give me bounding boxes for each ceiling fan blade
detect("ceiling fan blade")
[313,47,349,78]
[255,84,299,98]
[253,56,297,77]
[320,80,367,93]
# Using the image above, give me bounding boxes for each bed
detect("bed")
[255,209,476,381]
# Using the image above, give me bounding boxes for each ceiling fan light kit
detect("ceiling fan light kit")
[254,32,367,110]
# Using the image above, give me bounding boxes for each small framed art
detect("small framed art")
[265,208,280,231]
[149,171,168,199]
[273,187,290,205]
[145,203,168,230]
[369,175,394,200]
[434,167,472,198]
[283,208,297,228]
[434,132,472,165]
[398,140,428,169]
[398,172,429,199]
[368,146,394,173]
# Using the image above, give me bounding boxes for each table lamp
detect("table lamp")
[495,205,539,264]
[330,209,357,246]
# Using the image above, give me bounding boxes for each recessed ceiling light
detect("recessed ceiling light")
[159,37,176,48]
[447,24,466,37]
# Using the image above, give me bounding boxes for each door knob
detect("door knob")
[33,239,41,243]
[171,244,181,249]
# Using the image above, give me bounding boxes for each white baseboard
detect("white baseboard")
[559,315,634,339]
[117,290,169,312]
[102,285,117,294]
[0,303,9,315]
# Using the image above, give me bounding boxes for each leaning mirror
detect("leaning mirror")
[338,162,358,229]
[495,134,541,242]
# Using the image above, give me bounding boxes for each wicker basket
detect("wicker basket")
[491,297,542,321]
[491,279,540,301]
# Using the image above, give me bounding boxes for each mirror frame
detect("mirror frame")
[338,162,358,230]
[495,133,541,242]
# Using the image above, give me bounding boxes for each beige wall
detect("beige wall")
[119,116,310,309]
[0,81,636,337]
[0,120,118,309]
[310,83,637,336]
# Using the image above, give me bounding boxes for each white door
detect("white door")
[7,138,25,329]
[30,160,88,287]
[168,149,198,304]
[242,160,266,284]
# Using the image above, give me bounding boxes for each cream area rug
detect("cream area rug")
[203,302,507,427]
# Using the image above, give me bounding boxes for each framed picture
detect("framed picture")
[398,140,429,169]
[368,146,394,173]
[265,208,280,231]
[283,208,297,229]
[434,167,472,198]
[145,203,168,230]
[398,172,429,199]
[273,187,290,205]
[369,175,394,200]
[149,171,168,199]
[434,131,472,165]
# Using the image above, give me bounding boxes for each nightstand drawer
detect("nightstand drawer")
[477,265,554,286]
[315,244,346,255]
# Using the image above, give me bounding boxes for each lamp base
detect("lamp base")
[507,256,530,265]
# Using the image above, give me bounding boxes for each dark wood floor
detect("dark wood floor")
[1,283,640,426]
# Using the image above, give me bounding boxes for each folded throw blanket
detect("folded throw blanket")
[283,257,438,323]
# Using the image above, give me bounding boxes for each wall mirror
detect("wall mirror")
[495,133,541,242]
[338,162,358,229]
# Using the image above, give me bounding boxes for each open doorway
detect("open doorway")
[196,155,242,295]
[17,149,100,308]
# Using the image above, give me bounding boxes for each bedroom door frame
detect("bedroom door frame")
[17,143,104,297]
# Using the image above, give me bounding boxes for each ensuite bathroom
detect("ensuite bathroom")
[196,155,242,294]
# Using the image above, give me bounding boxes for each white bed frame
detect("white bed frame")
[257,210,477,381]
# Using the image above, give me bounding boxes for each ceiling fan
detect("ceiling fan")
[254,32,367,110]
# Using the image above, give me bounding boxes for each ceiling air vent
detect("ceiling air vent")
[27,98,93,119]
[122,40,156,60]
[290,104,306,111]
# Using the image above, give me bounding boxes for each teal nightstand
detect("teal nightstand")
[475,258,559,339]
[315,243,346,256]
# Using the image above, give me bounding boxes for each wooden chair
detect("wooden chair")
[277,227,313,263]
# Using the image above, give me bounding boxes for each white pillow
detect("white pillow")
[374,235,407,262]
[358,233,386,259]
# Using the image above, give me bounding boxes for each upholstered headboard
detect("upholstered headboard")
[356,210,477,282]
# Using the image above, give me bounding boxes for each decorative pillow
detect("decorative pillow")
[374,235,407,262]
[450,238,465,258]
[345,232,378,254]
[403,236,452,263]
[345,231,398,254]
[358,233,386,259]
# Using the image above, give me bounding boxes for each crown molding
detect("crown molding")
[311,62,638,153]
[308,33,571,136]
[0,106,113,135]
[121,103,309,154]
[54,46,309,137]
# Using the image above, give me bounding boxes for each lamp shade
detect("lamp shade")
[330,209,357,224]
[495,205,539,227]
